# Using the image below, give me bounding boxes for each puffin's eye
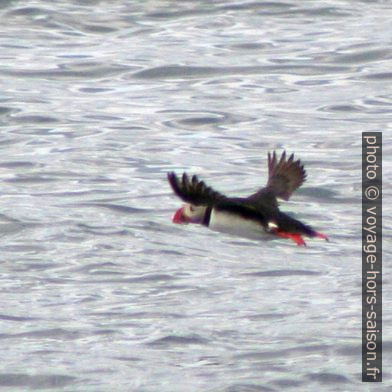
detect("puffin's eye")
[189,205,195,212]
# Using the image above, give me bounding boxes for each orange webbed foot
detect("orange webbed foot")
[274,230,307,246]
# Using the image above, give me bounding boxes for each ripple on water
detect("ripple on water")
[0,0,390,391]
[133,64,351,80]
[0,373,77,390]
[361,71,392,81]
[243,269,323,277]
[147,334,210,347]
[162,109,255,131]
[0,63,130,80]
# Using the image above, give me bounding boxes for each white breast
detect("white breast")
[208,208,272,241]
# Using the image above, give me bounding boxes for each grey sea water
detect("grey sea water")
[0,1,391,391]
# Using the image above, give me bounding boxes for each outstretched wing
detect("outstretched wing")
[167,172,227,206]
[247,151,306,207]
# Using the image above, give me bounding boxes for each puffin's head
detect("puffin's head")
[172,204,207,224]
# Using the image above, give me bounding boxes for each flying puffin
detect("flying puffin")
[167,151,328,246]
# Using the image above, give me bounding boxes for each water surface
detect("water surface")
[0,1,391,391]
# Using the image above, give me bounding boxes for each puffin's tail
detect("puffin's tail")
[272,211,328,246]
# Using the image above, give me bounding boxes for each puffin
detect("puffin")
[167,151,328,246]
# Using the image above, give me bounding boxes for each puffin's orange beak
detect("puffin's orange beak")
[172,206,188,224]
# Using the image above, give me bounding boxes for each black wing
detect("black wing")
[247,151,306,207]
[167,172,227,206]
